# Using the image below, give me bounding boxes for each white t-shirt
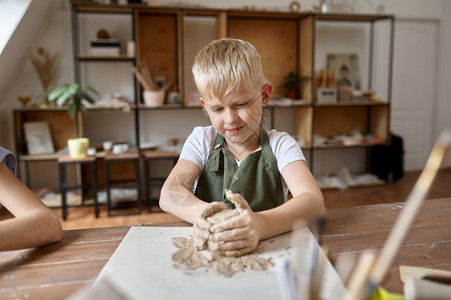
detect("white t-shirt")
[0,146,16,175]
[179,126,306,200]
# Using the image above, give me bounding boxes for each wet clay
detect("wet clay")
[171,191,273,277]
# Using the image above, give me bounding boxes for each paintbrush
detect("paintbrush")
[364,129,451,298]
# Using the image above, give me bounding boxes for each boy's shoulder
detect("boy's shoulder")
[192,125,216,134]
[266,129,292,142]
[188,125,217,148]
[191,125,216,142]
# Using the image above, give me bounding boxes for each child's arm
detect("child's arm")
[209,160,324,255]
[0,162,62,251]
[258,160,325,237]
[159,159,211,224]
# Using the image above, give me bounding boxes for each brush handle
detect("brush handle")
[368,130,451,290]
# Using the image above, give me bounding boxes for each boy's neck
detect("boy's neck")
[224,133,261,161]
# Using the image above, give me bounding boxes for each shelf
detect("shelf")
[313,141,386,149]
[268,99,311,108]
[13,106,67,112]
[84,106,136,112]
[138,104,200,110]
[76,55,135,61]
[18,153,59,162]
[314,100,388,107]
[314,12,393,22]
[72,1,135,13]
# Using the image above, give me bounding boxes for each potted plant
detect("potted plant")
[282,72,310,99]
[48,83,98,158]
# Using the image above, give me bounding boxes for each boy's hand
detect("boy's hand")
[210,190,261,256]
[192,202,227,250]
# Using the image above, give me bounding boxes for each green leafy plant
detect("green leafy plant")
[283,72,309,91]
[48,83,98,137]
[48,83,98,117]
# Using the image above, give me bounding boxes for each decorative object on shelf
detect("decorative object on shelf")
[319,0,334,13]
[103,140,113,151]
[23,121,55,155]
[86,147,97,156]
[315,68,336,89]
[126,40,135,57]
[289,1,301,12]
[315,68,337,103]
[18,95,31,107]
[112,143,129,154]
[18,82,31,106]
[337,86,353,102]
[132,62,174,107]
[282,72,309,100]
[327,53,361,90]
[29,47,59,103]
[96,28,110,39]
[166,84,179,105]
[317,88,337,103]
[90,28,120,56]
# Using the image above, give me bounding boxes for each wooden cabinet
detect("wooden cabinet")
[14,1,394,190]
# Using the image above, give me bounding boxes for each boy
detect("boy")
[160,38,324,255]
[0,146,62,251]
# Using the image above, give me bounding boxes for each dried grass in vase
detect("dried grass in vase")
[30,47,59,96]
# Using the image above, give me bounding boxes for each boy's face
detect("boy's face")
[200,84,272,149]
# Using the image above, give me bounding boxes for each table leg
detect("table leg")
[92,161,98,218]
[136,158,142,214]
[145,158,151,212]
[59,163,68,220]
[105,160,111,217]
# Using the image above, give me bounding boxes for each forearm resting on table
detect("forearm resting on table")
[0,210,62,251]
[256,192,325,240]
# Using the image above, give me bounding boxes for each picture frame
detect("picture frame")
[23,121,55,155]
[327,53,361,90]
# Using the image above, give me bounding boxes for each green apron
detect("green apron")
[194,128,284,212]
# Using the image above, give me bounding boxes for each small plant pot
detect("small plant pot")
[143,90,165,107]
[286,89,299,100]
[67,138,89,159]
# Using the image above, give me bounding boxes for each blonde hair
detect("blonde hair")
[192,38,267,100]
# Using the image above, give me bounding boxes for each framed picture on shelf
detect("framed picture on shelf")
[327,53,361,90]
[23,121,55,155]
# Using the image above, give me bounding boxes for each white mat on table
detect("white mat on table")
[87,226,346,299]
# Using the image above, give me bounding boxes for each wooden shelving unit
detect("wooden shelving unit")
[14,1,394,190]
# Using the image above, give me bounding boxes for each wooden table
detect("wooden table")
[1,198,450,299]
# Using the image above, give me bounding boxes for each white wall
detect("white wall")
[0,0,31,54]
[1,0,450,178]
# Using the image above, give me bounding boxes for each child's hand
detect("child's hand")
[210,190,261,256]
[192,202,227,250]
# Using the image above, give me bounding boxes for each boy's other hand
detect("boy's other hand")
[210,190,261,256]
